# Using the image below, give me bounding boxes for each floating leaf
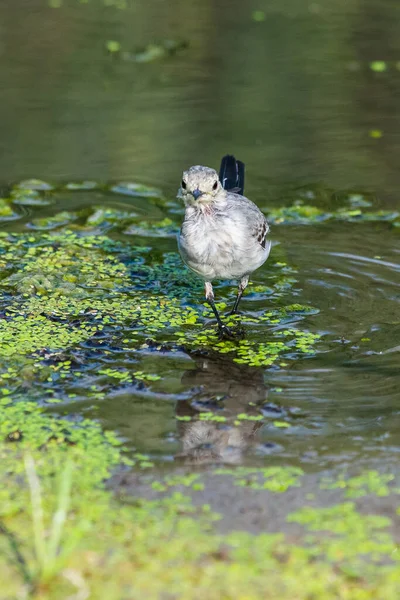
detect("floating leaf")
[110,182,163,198]
[369,61,387,72]
[106,40,121,53]
[369,129,383,138]
[252,10,266,22]
[273,421,291,428]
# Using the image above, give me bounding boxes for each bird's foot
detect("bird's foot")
[217,324,245,340]
[218,324,235,340]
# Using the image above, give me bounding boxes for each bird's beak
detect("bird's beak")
[192,189,203,200]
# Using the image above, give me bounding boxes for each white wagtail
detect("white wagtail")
[178,155,271,337]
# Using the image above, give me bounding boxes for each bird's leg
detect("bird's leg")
[204,282,234,339]
[229,275,249,315]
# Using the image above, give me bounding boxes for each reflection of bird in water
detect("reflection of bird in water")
[175,351,268,464]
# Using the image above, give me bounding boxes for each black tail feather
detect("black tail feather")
[219,154,245,195]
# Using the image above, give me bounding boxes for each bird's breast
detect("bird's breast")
[179,212,254,280]
[181,213,232,256]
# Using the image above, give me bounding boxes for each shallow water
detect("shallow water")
[67,216,400,468]
[1,1,399,476]
[0,183,399,475]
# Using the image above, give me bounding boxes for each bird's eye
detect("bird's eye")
[181,180,187,189]
[213,180,218,190]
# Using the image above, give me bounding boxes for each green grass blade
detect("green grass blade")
[24,454,47,572]
[46,458,74,565]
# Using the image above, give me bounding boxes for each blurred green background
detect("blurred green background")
[1,0,400,204]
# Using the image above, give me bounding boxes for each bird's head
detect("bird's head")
[178,165,223,207]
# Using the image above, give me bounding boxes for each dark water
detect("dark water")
[1,0,399,470]
[2,0,400,198]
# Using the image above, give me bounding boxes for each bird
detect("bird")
[177,155,271,338]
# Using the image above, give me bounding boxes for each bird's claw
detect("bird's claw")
[218,324,235,340]
[218,324,246,340]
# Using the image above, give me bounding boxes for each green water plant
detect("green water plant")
[320,471,398,498]
[265,200,399,225]
[214,466,304,492]
[25,455,74,582]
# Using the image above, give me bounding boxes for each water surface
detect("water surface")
[1,0,399,479]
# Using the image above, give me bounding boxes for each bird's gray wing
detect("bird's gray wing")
[231,195,270,249]
[253,216,269,249]
[223,192,270,250]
